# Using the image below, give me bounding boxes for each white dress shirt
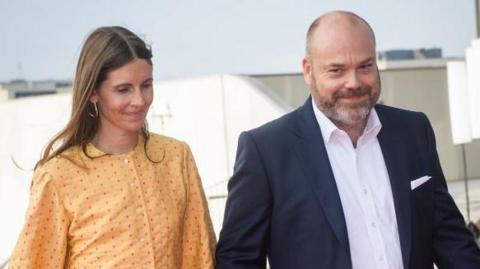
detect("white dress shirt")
[312,100,404,269]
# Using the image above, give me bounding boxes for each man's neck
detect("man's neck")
[332,119,367,148]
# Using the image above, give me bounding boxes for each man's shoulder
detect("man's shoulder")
[375,104,428,126]
[247,106,300,138]
[374,104,435,144]
[375,104,424,117]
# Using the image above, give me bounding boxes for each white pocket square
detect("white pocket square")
[410,175,432,190]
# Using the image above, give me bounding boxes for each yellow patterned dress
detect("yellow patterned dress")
[9,133,216,268]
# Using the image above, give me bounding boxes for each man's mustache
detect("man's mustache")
[333,88,370,99]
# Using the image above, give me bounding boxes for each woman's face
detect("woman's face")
[90,58,153,136]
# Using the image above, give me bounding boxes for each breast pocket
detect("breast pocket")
[410,174,434,228]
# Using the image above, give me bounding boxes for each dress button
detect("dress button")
[139,237,145,242]
[124,158,129,164]
[136,207,142,214]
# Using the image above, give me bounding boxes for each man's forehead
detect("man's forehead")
[309,20,376,56]
[315,19,372,40]
[316,54,376,67]
[311,32,375,54]
[315,11,373,33]
[308,12,376,49]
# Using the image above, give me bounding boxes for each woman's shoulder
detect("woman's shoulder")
[147,132,188,151]
[145,132,194,164]
[36,146,86,179]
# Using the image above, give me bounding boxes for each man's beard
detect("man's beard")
[313,84,379,126]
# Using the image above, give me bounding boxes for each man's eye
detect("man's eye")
[360,63,373,69]
[329,68,340,73]
[142,83,152,89]
[326,68,342,78]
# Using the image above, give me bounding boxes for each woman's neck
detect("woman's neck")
[92,128,139,155]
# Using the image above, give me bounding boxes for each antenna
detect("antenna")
[476,0,480,38]
[17,62,23,79]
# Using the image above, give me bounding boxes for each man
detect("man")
[215,11,480,269]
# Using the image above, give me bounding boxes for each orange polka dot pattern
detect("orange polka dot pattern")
[9,133,216,269]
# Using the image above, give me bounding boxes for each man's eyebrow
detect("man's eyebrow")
[325,62,344,68]
[359,57,375,64]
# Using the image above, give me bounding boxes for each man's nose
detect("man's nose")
[345,71,362,90]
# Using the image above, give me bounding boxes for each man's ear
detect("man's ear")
[302,57,313,87]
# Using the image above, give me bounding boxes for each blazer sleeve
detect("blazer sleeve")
[215,131,272,269]
[8,167,70,269]
[423,115,480,267]
[181,142,217,269]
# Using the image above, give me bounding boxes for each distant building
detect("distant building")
[0,79,72,100]
[0,85,8,102]
[378,48,442,61]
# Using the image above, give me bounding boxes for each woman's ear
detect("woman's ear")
[89,90,98,103]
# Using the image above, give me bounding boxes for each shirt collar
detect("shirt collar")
[363,107,382,138]
[311,98,382,144]
[85,134,145,158]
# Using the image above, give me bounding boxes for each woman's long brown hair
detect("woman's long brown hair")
[36,26,154,168]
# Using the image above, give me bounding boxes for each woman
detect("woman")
[9,26,216,268]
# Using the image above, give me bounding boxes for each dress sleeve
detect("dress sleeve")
[8,167,70,269]
[180,143,216,269]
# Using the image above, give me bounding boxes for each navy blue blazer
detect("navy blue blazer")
[215,97,480,269]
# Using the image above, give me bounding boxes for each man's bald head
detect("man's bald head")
[305,11,376,59]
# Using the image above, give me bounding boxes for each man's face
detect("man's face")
[303,20,380,126]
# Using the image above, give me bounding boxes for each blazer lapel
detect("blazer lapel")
[377,106,412,268]
[292,98,350,251]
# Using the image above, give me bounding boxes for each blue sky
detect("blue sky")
[0,0,476,81]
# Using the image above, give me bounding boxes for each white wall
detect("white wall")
[0,86,8,102]
[0,75,288,261]
[149,75,288,235]
[0,94,71,263]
